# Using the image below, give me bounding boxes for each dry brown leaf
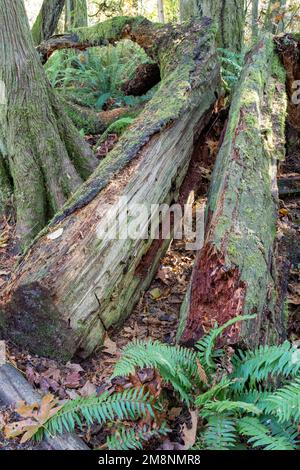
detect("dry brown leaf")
[181,410,198,450]
[79,380,97,397]
[103,334,118,355]
[4,394,62,443]
[196,358,208,385]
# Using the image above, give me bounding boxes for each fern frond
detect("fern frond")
[231,341,300,391]
[195,377,232,407]
[201,414,237,450]
[263,417,300,449]
[261,378,300,423]
[237,417,295,450]
[195,315,256,370]
[202,400,262,416]
[107,424,170,450]
[112,340,201,402]
[34,387,155,440]
[235,389,272,410]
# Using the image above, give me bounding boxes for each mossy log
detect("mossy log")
[177,36,288,348]
[0,18,221,361]
[0,0,97,247]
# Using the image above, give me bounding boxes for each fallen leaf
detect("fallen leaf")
[103,334,118,355]
[4,394,62,443]
[79,380,97,397]
[150,288,161,300]
[181,410,198,449]
[63,372,81,389]
[66,362,84,373]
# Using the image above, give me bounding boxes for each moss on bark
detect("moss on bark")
[0,0,97,248]
[179,36,287,348]
[31,0,65,45]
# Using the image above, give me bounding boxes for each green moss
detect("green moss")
[97,117,134,144]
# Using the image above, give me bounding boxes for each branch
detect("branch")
[37,16,162,64]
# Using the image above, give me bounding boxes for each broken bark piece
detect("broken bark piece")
[0,363,88,450]
[178,36,288,348]
[0,18,221,360]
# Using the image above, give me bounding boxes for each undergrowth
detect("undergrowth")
[45,40,153,110]
[6,315,300,450]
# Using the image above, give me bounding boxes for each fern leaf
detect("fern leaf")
[195,315,256,370]
[202,400,262,416]
[33,387,155,440]
[262,378,300,423]
[112,340,202,402]
[231,341,300,391]
[107,424,170,450]
[237,417,295,450]
[201,415,237,450]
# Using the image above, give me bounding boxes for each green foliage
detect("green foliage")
[33,387,156,441]
[231,341,300,392]
[218,48,244,92]
[262,378,300,423]
[200,415,237,450]
[112,339,200,403]
[97,117,134,144]
[25,315,299,451]
[237,417,296,450]
[195,314,256,371]
[107,424,170,450]
[45,41,152,110]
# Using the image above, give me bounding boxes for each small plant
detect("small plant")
[218,48,244,92]
[5,315,300,450]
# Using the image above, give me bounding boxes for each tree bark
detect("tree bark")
[180,0,245,52]
[0,17,221,361]
[251,0,259,42]
[31,0,65,45]
[157,0,165,23]
[177,35,288,348]
[65,0,88,30]
[0,0,96,247]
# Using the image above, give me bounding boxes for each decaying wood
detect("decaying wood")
[0,18,221,360]
[177,36,288,348]
[122,63,161,96]
[0,363,88,450]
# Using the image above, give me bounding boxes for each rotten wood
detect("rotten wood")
[178,36,288,348]
[0,18,221,360]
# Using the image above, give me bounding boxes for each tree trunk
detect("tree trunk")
[180,0,245,52]
[157,0,165,23]
[177,35,288,348]
[0,0,96,247]
[0,17,221,361]
[251,0,259,42]
[31,0,65,45]
[65,0,88,30]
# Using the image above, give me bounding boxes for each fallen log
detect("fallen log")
[0,18,221,360]
[177,36,288,348]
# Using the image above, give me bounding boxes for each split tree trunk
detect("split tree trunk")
[0,0,96,247]
[0,17,221,361]
[31,0,65,45]
[177,35,288,348]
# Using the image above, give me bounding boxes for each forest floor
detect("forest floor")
[0,112,299,450]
